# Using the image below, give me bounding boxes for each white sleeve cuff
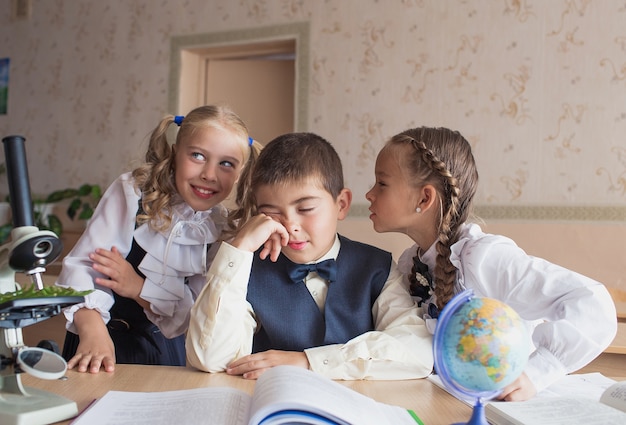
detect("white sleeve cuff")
[524,346,568,393]
[304,344,346,378]
[62,289,114,333]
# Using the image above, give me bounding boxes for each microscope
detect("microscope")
[0,135,84,425]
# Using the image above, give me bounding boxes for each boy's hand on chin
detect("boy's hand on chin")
[226,350,310,380]
[231,214,289,261]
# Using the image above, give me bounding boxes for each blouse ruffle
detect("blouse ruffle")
[134,200,227,318]
[398,225,476,334]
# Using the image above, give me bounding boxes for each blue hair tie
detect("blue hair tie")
[248,137,254,146]
[174,115,184,126]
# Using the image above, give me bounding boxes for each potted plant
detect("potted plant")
[0,183,102,243]
[46,183,102,220]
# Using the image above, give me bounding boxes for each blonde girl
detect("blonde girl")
[58,105,259,373]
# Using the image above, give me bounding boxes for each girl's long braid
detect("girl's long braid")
[392,127,478,310]
[410,137,461,308]
[431,164,462,309]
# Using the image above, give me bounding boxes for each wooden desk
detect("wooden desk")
[16,367,626,425]
[606,321,626,355]
[21,365,472,425]
[615,301,626,322]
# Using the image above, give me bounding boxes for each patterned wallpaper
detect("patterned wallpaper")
[0,0,625,220]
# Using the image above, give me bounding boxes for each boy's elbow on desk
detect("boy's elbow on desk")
[186,349,228,373]
[185,336,247,373]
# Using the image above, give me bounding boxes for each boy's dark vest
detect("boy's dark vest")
[247,235,392,352]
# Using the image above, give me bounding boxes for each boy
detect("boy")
[186,132,433,380]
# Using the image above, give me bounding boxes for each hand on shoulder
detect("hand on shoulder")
[91,246,145,302]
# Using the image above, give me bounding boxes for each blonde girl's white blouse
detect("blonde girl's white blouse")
[57,172,226,338]
[398,222,617,393]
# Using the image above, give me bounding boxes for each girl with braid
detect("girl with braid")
[56,105,260,373]
[366,126,616,401]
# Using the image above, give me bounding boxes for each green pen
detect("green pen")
[407,409,425,425]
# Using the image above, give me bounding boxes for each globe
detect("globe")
[433,289,529,425]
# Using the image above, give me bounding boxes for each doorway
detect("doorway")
[169,23,310,145]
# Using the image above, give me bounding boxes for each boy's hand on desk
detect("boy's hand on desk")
[91,246,145,301]
[496,372,537,401]
[226,350,310,380]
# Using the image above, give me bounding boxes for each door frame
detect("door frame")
[169,22,310,132]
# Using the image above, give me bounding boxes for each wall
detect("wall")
[338,217,626,294]
[0,1,624,293]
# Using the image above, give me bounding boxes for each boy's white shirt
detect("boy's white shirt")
[186,235,434,380]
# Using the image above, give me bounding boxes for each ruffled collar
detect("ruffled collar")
[134,201,227,280]
[132,201,228,317]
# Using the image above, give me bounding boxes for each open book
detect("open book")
[485,380,626,425]
[70,365,422,425]
[428,372,619,403]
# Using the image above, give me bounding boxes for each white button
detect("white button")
[323,359,329,365]
[228,262,234,267]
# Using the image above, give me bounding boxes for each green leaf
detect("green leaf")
[77,184,92,197]
[45,189,78,203]
[78,203,94,220]
[67,198,82,220]
[0,223,12,244]
[90,185,102,199]
[47,214,63,236]
[0,284,94,304]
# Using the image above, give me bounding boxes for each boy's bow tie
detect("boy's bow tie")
[288,259,337,283]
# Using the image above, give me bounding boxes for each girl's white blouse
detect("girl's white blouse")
[398,222,617,393]
[56,172,226,338]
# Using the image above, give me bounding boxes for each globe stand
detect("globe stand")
[454,398,489,425]
[433,289,528,425]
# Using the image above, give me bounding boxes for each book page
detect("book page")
[485,397,626,425]
[537,373,617,399]
[248,366,417,425]
[70,387,251,425]
[428,373,617,406]
[600,381,626,413]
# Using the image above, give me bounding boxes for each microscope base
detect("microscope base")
[0,375,78,425]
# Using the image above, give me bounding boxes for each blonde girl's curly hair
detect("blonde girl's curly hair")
[385,127,479,309]
[131,104,254,232]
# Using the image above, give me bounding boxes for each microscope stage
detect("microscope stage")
[0,296,84,328]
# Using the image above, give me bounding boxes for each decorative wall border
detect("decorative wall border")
[169,22,310,131]
[349,203,626,222]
